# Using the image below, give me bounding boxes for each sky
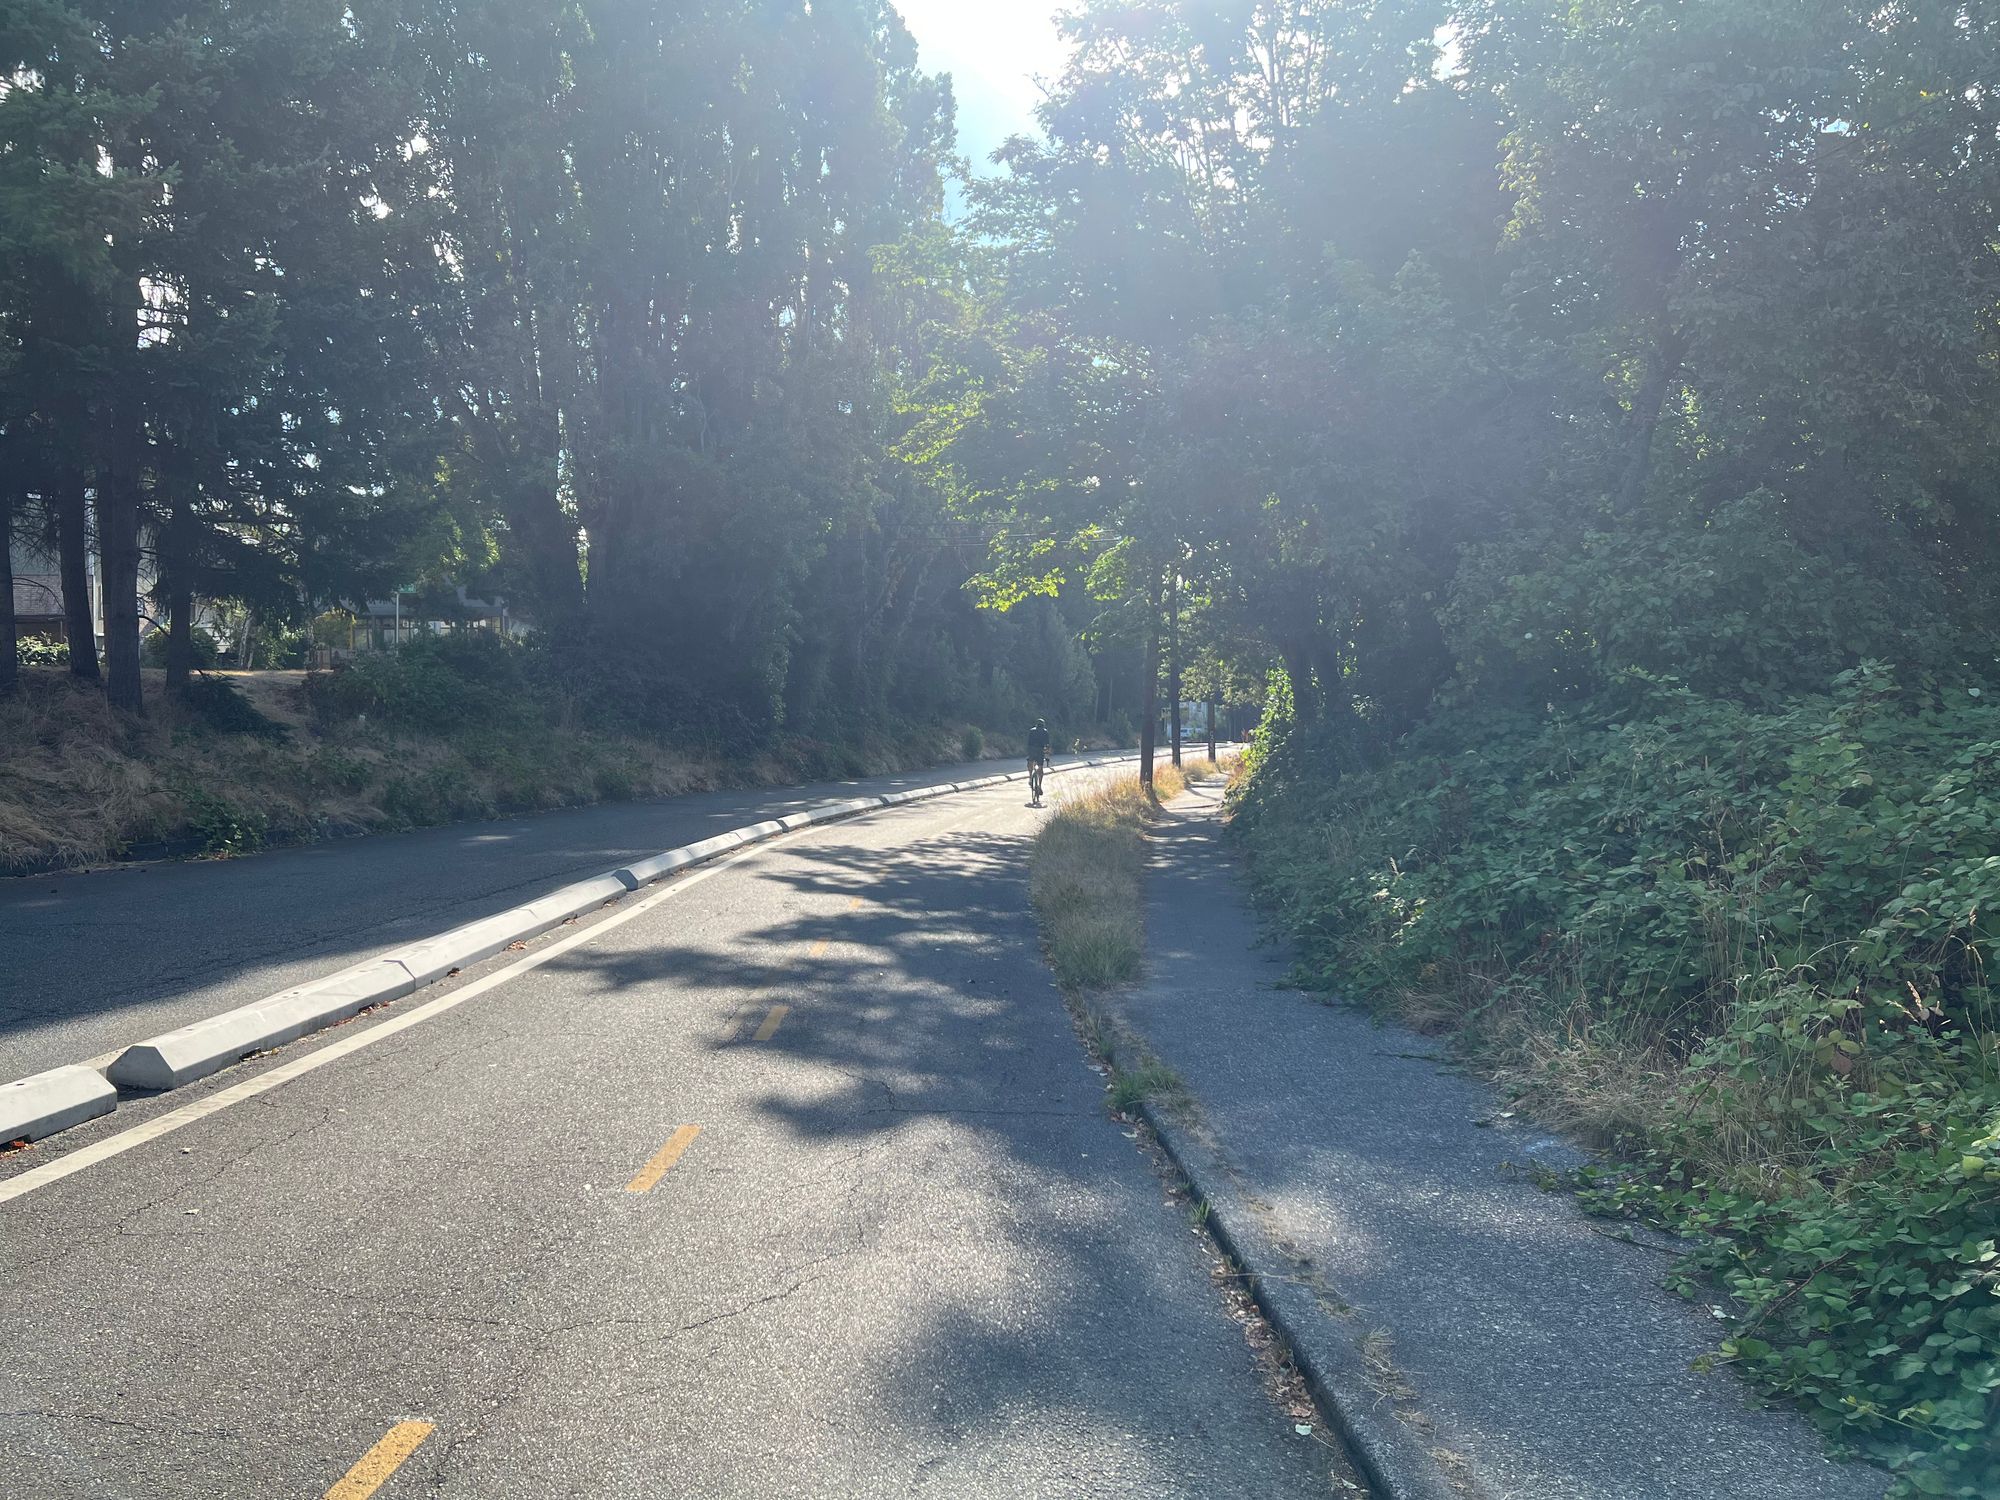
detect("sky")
[894,1,1067,172]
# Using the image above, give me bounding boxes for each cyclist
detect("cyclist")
[1026,718,1052,805]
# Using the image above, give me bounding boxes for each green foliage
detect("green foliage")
[1446,501,1963,711]
[177,677,289,741]
[960,726,984,761]
[142,630,218,669]
[379,762,491,830]
[178,785,268,857]
[306,748,371,795]
[1593,1084,2000,1495]
[310,635,538,737]
[15,637,68,669]
[1234,667,2000,1493]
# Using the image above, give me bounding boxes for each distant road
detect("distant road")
[0,751,1107,1084]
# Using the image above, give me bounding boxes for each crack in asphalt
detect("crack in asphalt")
[2,1408,242,1442]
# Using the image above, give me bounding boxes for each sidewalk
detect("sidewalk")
[1111,780,1887,1500]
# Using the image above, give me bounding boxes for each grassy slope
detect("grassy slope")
[0,669,1058,871]
[1228,701,2000,1498]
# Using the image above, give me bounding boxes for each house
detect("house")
[11,549,71,642]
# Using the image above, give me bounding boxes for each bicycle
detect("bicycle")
[1028,756,1047,805]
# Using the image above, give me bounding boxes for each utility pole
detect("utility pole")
[1139,569,1161,787]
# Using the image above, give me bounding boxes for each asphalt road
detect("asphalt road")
[0,776,1346,1498]
[0,751,1109,1085]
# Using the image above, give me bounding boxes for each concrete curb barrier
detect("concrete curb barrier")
[19,753,1138,1135]
[108,957,419,1091]
[1,1064,118,1143]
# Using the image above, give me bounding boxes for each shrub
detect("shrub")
[17,636,68,668]
[142,629,220,669]
[178,786,268,856]
[960,726,985,761]
[311,633,541,735]
[593,764,637,802]
[308,748,373,794]
[178,677,289,741]
[1232,663,2000,1495]
[379,762,491,827]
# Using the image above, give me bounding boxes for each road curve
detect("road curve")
[0,774,1345,1498]
[0,751,1108,1085]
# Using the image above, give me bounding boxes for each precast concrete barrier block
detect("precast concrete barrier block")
[109,959,418,1091]
[801,797,876,825]
[393,908,551,987]
[614,829,753,890]
[1,1064,116,1142]
[251,960,421,1046]
[682,831,750,862]
[523,872,634,926]
[618,847,697,886]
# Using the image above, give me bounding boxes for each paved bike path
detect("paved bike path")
[1111,781,1887,1500]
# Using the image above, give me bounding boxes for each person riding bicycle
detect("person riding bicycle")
[1026,718,1052,804]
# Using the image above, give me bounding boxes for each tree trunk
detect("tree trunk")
[1207,691,1219,762]
[1617,325,1687,511]
[97,394,144,716]
[1139,571,1162,787]
[165,582,194,692]
[1281,641,1317,723]
[56,475,99,680]
[1167,569,1182,768]
[0,484,17,699]
[161,497,193,693]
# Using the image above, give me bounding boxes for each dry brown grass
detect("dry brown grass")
[1033,774,1155,990]
[0,670,1086,871]
[1027,756,1227,990]
[1360,953,1686,1154]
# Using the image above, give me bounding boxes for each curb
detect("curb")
[1107,1036,1465,1500]
[3,754,1136,1145]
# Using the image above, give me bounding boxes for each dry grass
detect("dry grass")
[1028,756,1230,992]
[0,669,1076,871]
[1033,774,1155,990]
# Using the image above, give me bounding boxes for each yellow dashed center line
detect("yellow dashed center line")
[325,1421,434,1500]
[752,1004,790,1042]
[848,896,863,909]
[719,1014,744,1044]
[626,1125,703,1193]
[808,938,831,958]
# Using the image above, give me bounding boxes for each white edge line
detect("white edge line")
[0,840,768,1207]
[1,758,1140,1204]
[0,756,1136,1168]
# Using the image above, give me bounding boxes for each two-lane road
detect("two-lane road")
[1,775,1348,1497]
[0,752,1107,1084]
